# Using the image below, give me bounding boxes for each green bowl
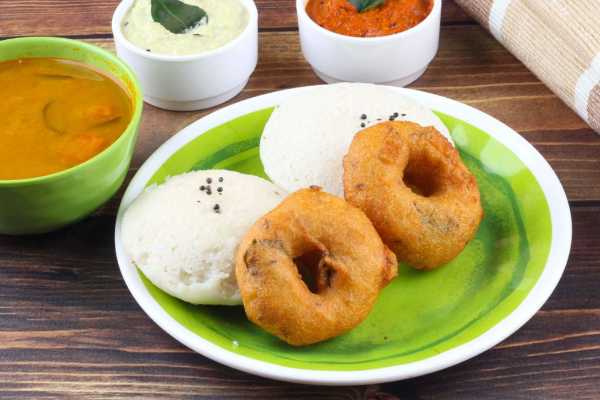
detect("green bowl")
[0,37,143,235]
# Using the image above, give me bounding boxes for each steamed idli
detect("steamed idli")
[260,83,452,196]
[121,170,286,305]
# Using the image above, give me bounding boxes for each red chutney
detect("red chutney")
[306,0,433,37]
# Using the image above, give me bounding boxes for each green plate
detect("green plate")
[115,87,570,385]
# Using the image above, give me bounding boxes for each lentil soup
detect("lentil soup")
[305,0,433,37]
[0,58,133,180]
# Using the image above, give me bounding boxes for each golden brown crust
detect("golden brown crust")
[343,121,483,270]
[235,188,398,346]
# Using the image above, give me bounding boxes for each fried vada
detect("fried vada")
[344,121,483,270]
[235,187,397,346]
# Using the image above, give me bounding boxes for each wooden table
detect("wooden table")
[1,1,599,398]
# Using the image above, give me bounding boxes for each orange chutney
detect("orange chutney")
[0,58,132,180]
[306,0,433,37]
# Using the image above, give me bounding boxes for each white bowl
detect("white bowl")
[296,0,441,86]
[112,0,258,111]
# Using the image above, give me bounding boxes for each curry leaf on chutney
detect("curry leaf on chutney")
[349,0,385,13]
[151,0,208,34]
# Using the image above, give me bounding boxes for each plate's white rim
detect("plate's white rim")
[115,86,572,386]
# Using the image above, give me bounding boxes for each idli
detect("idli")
[121,170,286,305]
[260,83,452,196]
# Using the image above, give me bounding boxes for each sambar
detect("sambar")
[0,58,133,180]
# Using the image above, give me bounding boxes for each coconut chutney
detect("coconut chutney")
[122,0,249,56]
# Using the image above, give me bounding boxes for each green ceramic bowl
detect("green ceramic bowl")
[0,37,143,235]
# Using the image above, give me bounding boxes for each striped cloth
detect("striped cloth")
[454,0,600,133]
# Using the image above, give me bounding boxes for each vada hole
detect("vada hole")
[402,155,444,197]
[294,250,327,294]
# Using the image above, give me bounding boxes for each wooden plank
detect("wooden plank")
[0,0,473,38]
[87,27,600,206]
[0,206,598,398]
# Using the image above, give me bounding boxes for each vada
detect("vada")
[344,121,483,269]
[235,187,397,346]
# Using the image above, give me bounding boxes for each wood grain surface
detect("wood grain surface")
[0,0,472,36]
[1,1,599,399]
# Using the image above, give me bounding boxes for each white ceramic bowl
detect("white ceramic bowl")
[296,0,441,86]
[112,0,258,111]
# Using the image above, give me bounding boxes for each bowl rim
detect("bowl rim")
[296,0,440,43]
[111,0,258,63]
[0,36,144,188]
